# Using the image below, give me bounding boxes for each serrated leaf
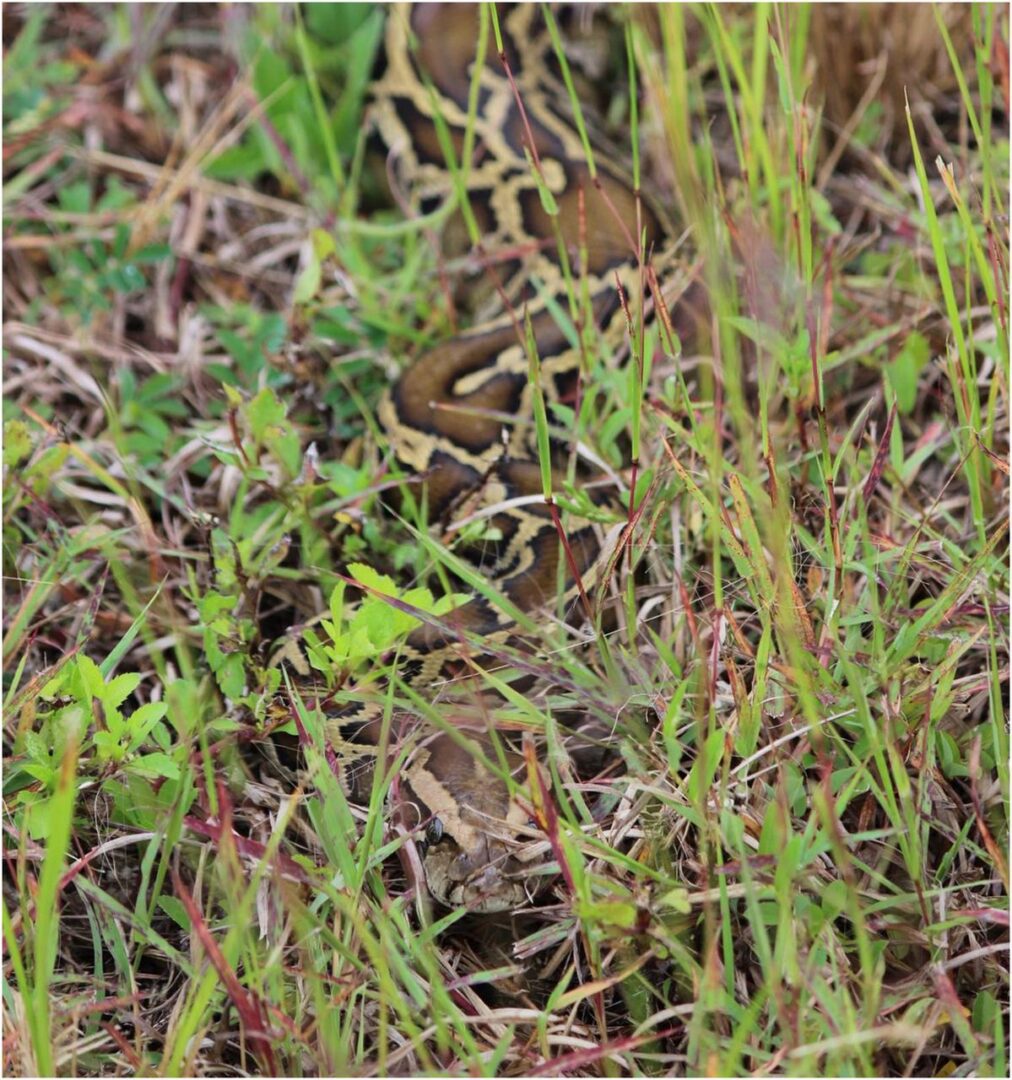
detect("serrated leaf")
[401,586,437,612]
[76,654,106,699]
[358,597,417,648]
[103,672,141,711]
[347,626,376,662]
[348,562,398,596]
[306,640,333,674]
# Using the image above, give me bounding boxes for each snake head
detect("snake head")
[420,833,535,914]
[402,733,547,913]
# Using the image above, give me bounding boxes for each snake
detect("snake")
[292,3,683,913]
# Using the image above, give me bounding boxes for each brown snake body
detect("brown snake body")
[302,3,689,912]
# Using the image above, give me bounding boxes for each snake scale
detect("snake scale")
[297,3,687,913]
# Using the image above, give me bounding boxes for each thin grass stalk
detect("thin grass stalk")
[540,4,596,179]
[294,4,345,198]
[936,155,1009,369]
[933,5,988,183]
[970,3,997,219]
[905,96,988,540]
[30,732,81,1076]
[704,5,783,243]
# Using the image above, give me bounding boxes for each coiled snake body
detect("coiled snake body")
[315,4,682,912]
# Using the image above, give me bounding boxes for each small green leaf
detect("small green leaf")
[401,586,437,613]
[23,729,51,765]
[103,672,141,711]
[270,429,303,477]
[246,387,287,442]
[94,730,124,760]
[134,243,171,264]
[658,887,690,913]
[76,654,106,699]
[128,753,181,780]
[821,878,849,918]
[19,763,55,786]
[157,895,190,930]
[197,590,238,623]
[125,702,169,752]
[886,331,930,414]
[576,899,640,930]
[58,180,91,215]
[293,252,322,304]
[3,420,32,468]
[25,797,57,840]
[216,653,246,699]
[311,228,337,259]
[347,562,398,597]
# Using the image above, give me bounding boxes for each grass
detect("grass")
[2,3,1009,1076]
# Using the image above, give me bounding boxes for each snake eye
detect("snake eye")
[425,818,444,845]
